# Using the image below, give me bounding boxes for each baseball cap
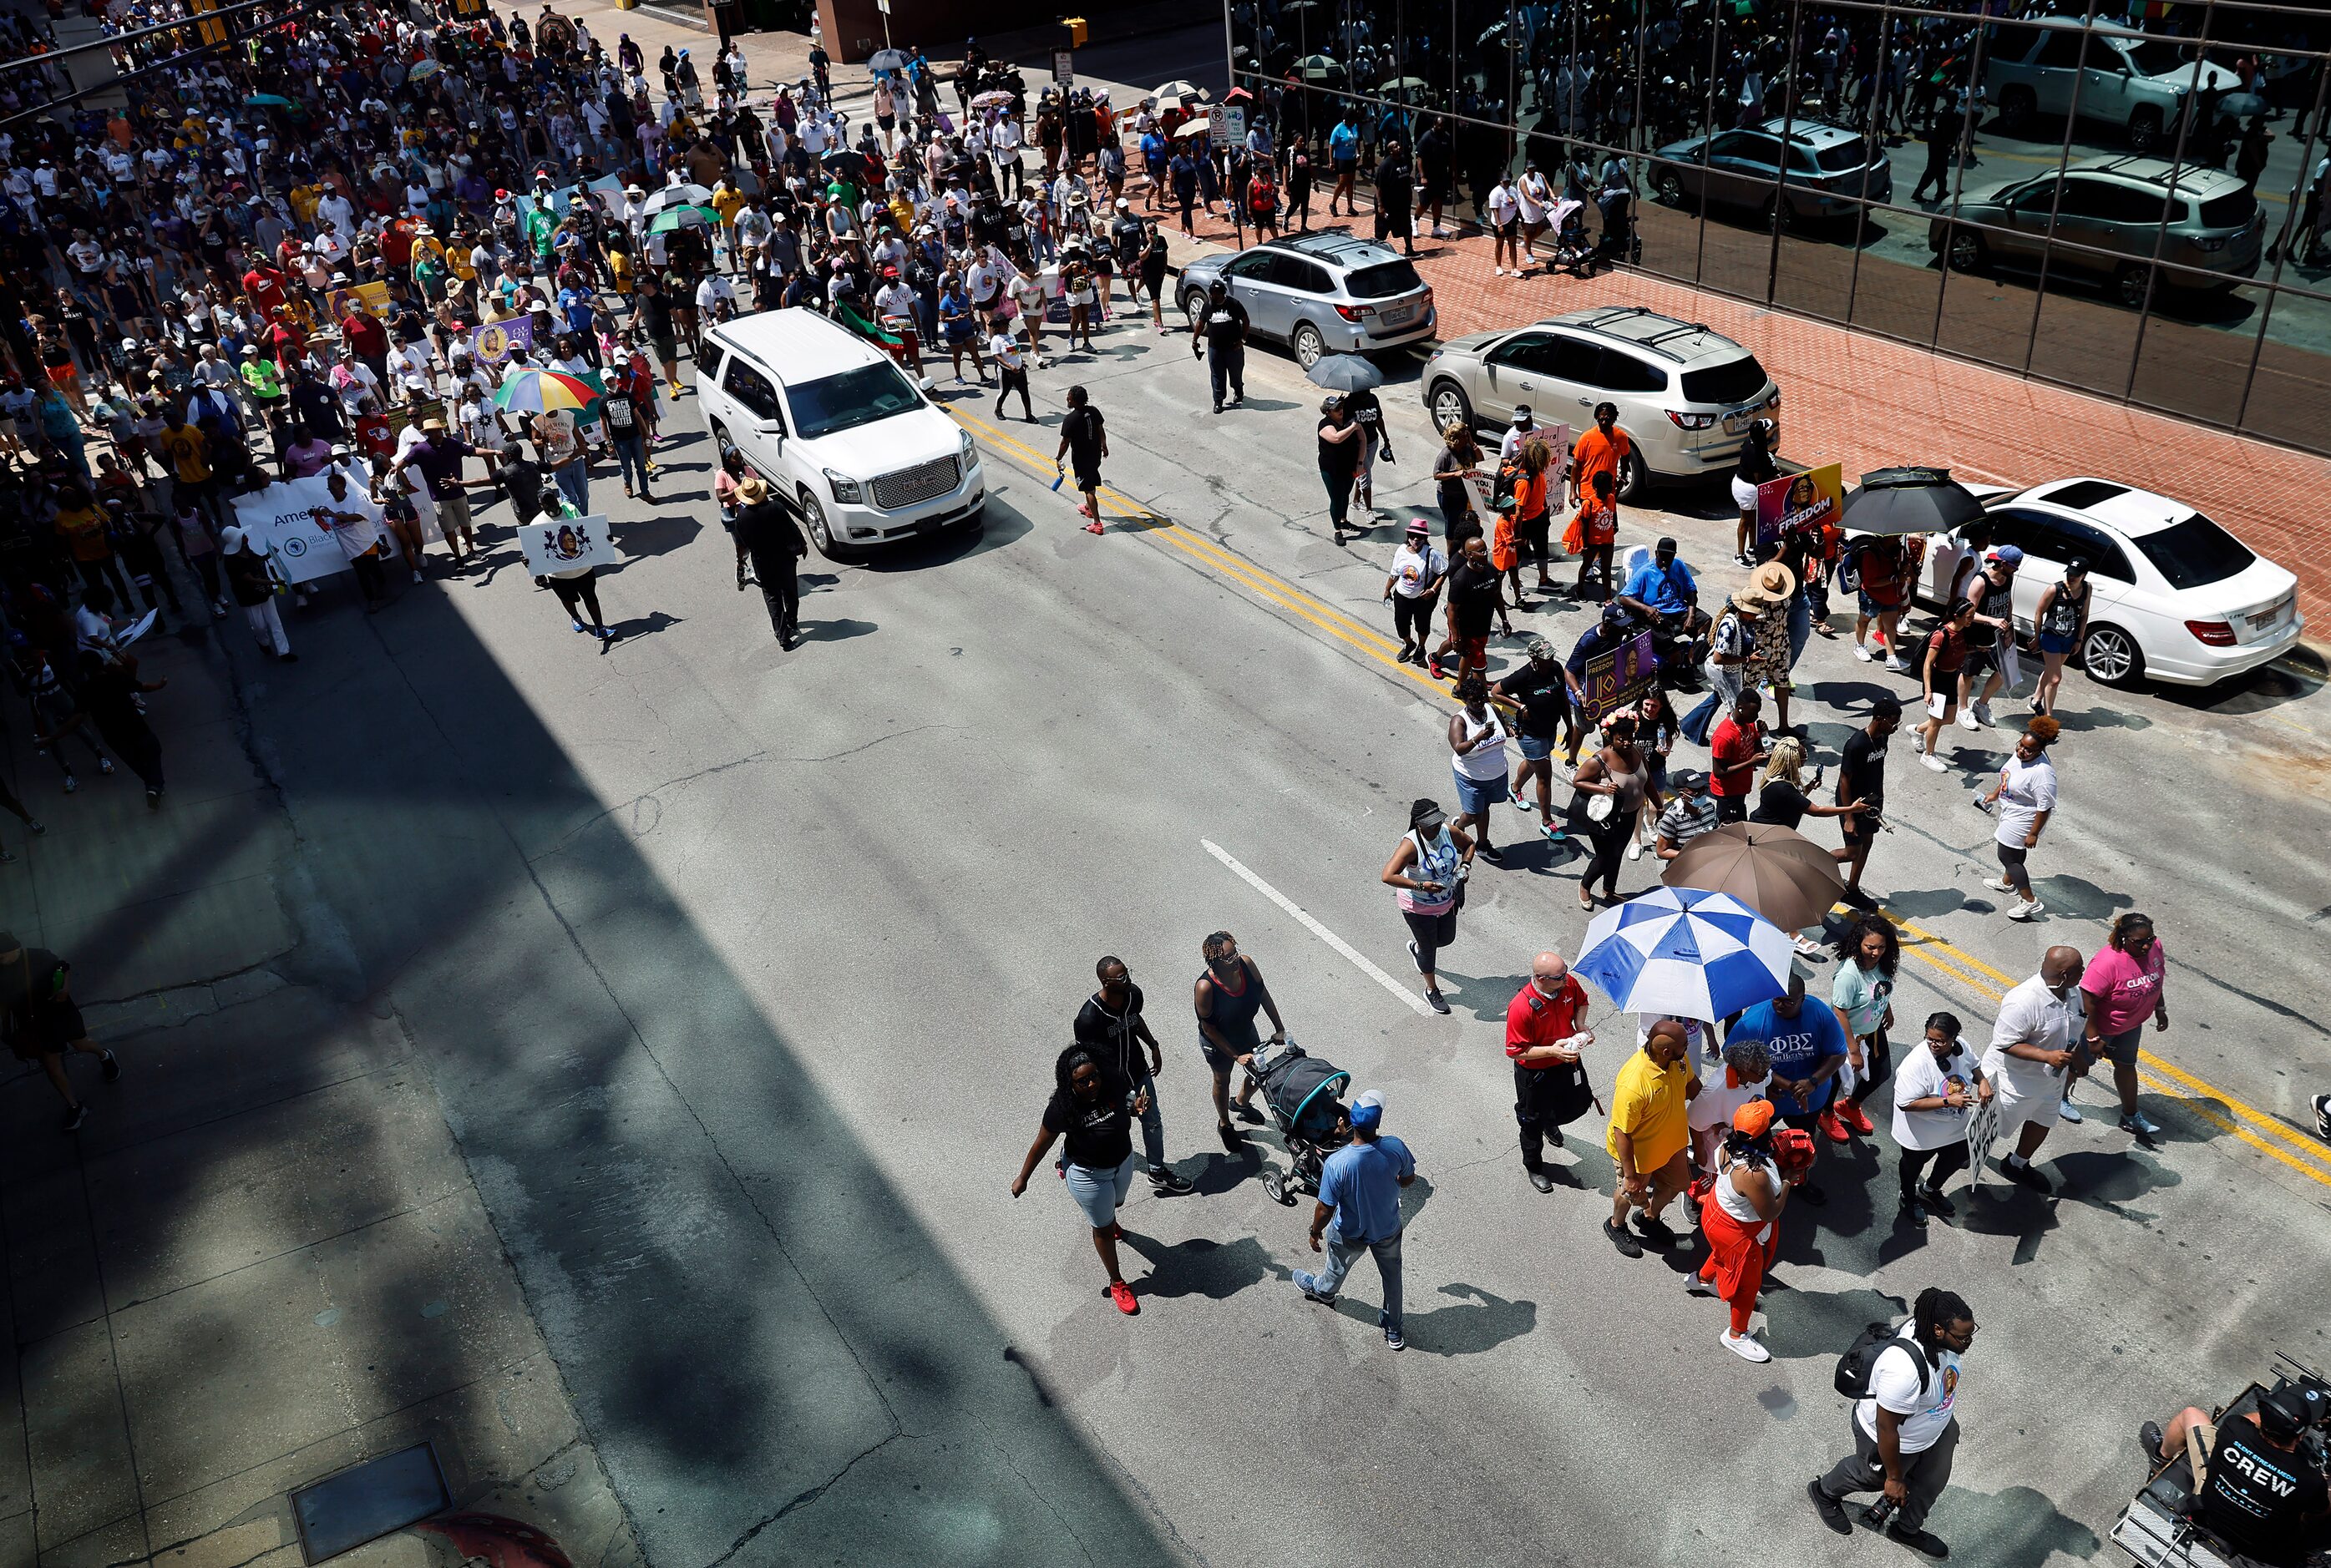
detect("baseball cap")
[1513,405,1533,422]
[1989,545,2024,566]
[1350,1090,1385,1131]
[1527,635,1556,660]
[1672,768,1709,791]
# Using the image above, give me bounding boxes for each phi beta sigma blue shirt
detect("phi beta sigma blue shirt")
[1317,1135,1415,1245]
[1726,1000,1850,1112]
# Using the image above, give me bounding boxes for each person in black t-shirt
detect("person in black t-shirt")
[2143,1387,2330,1568]
[1011,1044,1150,1315]
[730,475,808,648]
[1072,957,1195,1196]
[1430,534,1509,680]
[1054,384,1107,531]
[1192,278,1248,412]
[1317,395,1365,545]
[1496,637,1578,840]
[1836,698,1900,908]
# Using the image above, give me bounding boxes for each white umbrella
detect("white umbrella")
[641,183,714,216]
[1572,886,1794,1020]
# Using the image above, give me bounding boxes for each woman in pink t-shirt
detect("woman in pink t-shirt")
[2076,913,2167,1137]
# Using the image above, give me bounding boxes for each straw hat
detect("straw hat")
[737,475,769,503]
[1731,559,1796,611]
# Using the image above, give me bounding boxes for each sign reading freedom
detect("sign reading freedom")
[1581,629,1660,721]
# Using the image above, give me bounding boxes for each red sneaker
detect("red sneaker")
[1817,1109,1849,1144]
[1107,1280,1139,1315]
[1839,1100,1876,1137]
[1083,520,1104,535]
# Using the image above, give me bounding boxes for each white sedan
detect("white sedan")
[1909,478,2303,689]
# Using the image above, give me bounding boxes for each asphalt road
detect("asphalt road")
[230,296,2331,1566]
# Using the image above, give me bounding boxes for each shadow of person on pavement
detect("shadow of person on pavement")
[1115,1232,1279,1303]
[795,617,878,644]
[1751,1282,1908,1363]
[1398,1282,1538,1356]
[1936,1483,2101,1565]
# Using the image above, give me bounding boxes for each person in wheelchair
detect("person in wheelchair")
[1616,536,1711,680]
[2141,1384,2330,1567]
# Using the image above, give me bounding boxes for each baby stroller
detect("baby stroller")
[1249,1037,1352,1208]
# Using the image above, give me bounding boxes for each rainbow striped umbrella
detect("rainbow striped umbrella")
[494,365,603,416]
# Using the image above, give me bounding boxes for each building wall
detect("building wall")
[1225,0,2331,457]
[816,0,1064,63]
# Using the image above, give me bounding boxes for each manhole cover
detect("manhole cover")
[291,1441,451,1562]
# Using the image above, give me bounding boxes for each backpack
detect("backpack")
[1491,457,1521,510]
[1835,1321,1930,1402]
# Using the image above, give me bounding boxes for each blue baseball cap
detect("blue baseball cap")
[1350,1090,1385,1131]
[1989,544,2024,566]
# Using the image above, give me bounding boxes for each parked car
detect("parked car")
[1175,230,1437,368]
[1420,306,1780,496]
[1648,118,1893,230]
[697,308,984,559]
[1904,478,2301,688]
[1931,157,2263,306]
[1984,17,2240,154]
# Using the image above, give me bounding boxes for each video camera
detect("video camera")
[2114,1353,2331,1568]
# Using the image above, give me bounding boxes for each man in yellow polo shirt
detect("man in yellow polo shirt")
[1604,1019,1700,1257]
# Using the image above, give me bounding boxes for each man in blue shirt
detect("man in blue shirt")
[1725,972,1848,1202]
[1294,1090,1417,1349]
[1618,534,1699,621]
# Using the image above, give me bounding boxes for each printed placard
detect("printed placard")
[1755,462,1843,549]
[519,513,618,576]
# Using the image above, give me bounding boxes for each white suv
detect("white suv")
[1985,18,2239,154]
[697,309,985,557]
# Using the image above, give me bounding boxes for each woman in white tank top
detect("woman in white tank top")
[1689,1099,1791,1363]
[1447,675,1512,863]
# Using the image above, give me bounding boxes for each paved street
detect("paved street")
[15,269,2331,1567]
[6,18,2331,1568]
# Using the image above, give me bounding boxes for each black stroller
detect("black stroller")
[1249,1037,1352,1208]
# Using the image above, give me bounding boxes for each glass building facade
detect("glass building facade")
[1223,0,2331,456]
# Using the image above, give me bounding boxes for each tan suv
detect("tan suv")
[1933,157,2263,308]
[1421,306,1780,497]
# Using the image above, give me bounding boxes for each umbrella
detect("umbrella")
[1660,823,1846,934]
[405,58,443,81]
[1377,75,1429,92]
[1173,119,1214,139]
[1305,353,1382,392]
[1841,465,1987,538]
[1572,886,1794,1022]
[970,89,1015,109]
[495,366,603,416]
[640,182,714,215]
[1295,53,1341,78]
[1155,78,1210,102]
[866,48,910,73]
[245,92,292,107]
[647,203,721,233]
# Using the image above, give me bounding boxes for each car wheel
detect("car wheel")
[1618,448,1650,503]
[1998,85,2036,136]
[709,420,736,463]
[799,488,853,562]
[1651,167,1685,206]
[1291,321,1327,369]
[1761,193,1796,235]
[2113,263,2154,311]
[2128,106,2163,153]
[2080,622,2144,688]
[1427,379,1474,433]
[1178,287,1205,326]
[1946,228,1988,273]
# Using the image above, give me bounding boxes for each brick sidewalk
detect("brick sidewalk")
[1133,171,2331,630]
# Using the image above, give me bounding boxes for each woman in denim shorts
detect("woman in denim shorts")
[1011,1044,1148,1316]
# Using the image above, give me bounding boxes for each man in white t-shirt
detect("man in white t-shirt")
[1981,948,2084,1194]
[1810,1288,1977,1555]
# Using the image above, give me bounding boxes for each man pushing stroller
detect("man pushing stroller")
[1293,1090,1419,1353]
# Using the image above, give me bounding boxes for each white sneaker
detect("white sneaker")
[2059,1097,2085,1124]
[1918,751,1948,772]
[1627,840,1644,862]
[1887,657,1913,675]
[1984,876,2015,892]
[1493,266,1506,276]
[1853,641,1875,663]
[2006,899,2045,921]
[1958,711,1982,731]
[1721,1329,1772,1363]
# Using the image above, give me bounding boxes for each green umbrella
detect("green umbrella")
[246,93,292,107]
[646,204,721,234]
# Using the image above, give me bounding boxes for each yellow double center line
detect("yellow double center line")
[949,404,1460,704]
[1883,910,2331,1189]
[950,406,2331,1191]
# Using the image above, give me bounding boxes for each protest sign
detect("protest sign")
[519,513,618,577]
[1580,629,1660,721]
[469,316,535,366]
[231,468,381,584]
[1755,462,1843,550]
[324,280,392,321]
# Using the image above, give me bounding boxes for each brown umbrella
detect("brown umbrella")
[1660,823,1845,933]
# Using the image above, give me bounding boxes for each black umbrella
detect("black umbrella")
[1305,353,1383,392]
[867,48,910,74]
[1841,466,1988,538]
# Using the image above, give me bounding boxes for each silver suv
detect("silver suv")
[1421,306,1780,496]
[1176,231,1437,368]
[1933,157,2263,307]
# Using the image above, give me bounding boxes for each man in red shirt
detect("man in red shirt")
[241,260,289,319]
[1568,400,1634,508]
[1708,690,1771,823]
[340,303,390,388]
[1507,949,1595,1191]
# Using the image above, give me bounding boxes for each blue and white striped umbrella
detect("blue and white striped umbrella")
[1573,886,1794,1021]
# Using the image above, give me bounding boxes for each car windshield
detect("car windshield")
[2135,511,2254,590]
[1678,355,1771,406]
[2124,38,2195,78]
[1812,140,1867,172]
[786,361,921,439]
[1344,260,1423,299]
